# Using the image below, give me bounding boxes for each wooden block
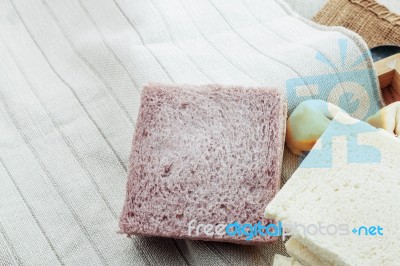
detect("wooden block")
[374,53,400,104]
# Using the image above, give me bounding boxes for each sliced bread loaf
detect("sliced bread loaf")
[119,83,287,244]
[285,237,328,266]
[265,112,400,264]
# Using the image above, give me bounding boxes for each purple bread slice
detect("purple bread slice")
[120,84,287,244]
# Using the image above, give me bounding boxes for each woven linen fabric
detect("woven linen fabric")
[0,0,382,265]
[314,0,400,48]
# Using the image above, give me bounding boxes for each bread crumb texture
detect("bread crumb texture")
[120,84,287,244]
[266,113,400,264]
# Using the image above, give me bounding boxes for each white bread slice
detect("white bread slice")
[273,254,302,266]
[285,237,329,266]
[265,112,400,265]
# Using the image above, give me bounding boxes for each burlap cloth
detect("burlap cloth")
[314,0,400,48]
